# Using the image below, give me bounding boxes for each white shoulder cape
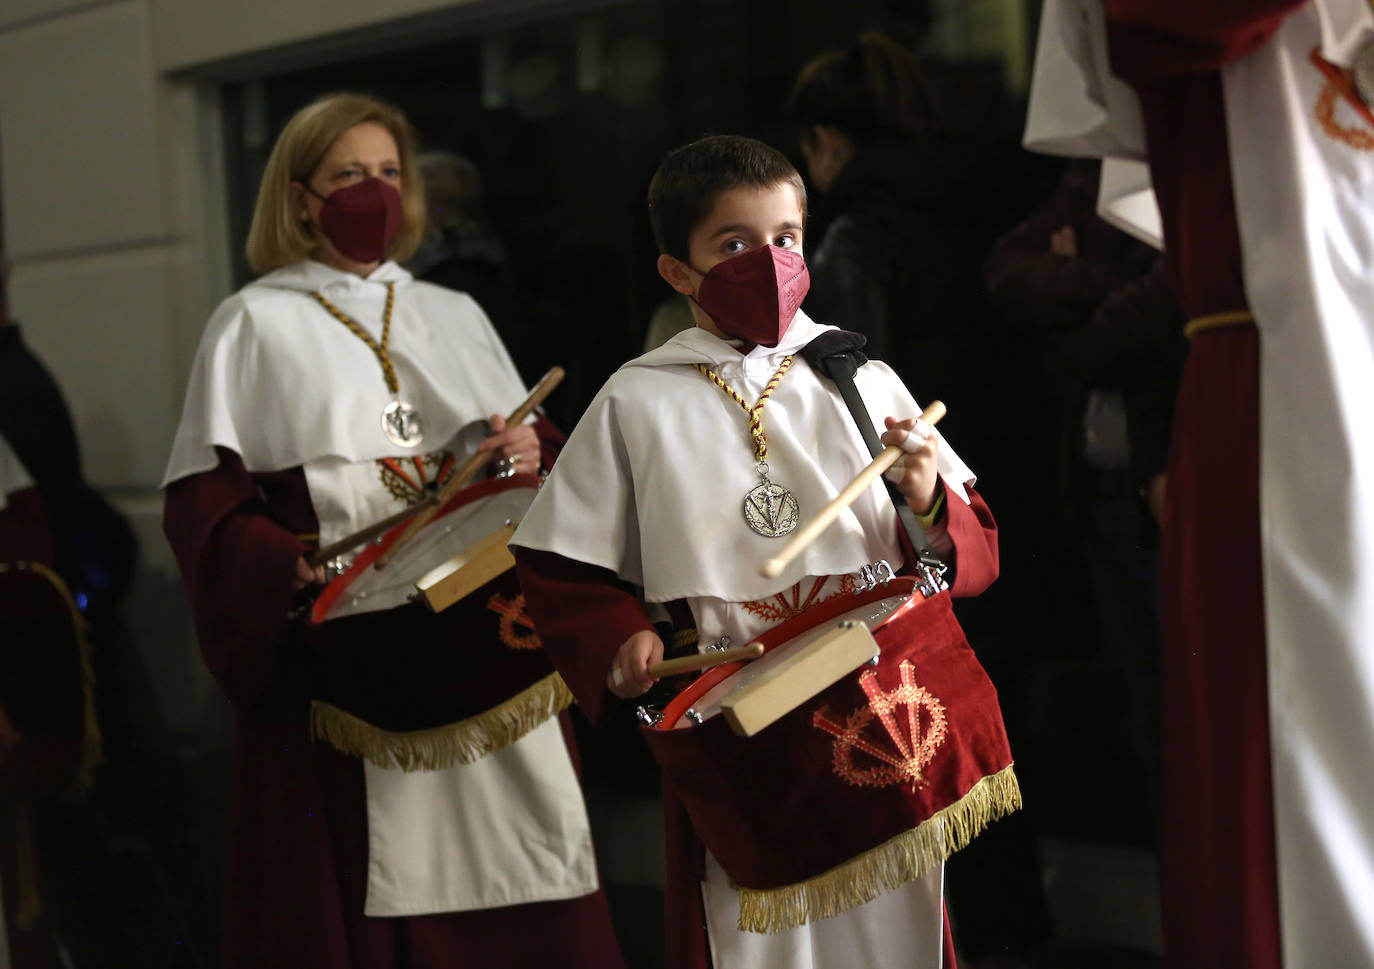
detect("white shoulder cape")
[0,433,34,512]
[511,313,974,604]
[162,260,530,485]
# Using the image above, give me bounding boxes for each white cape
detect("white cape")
[1223,5,1374,964]
[0,434,33,512]
[511,312,973,604]
[162,259,529,484]
[1022,0,1163,249]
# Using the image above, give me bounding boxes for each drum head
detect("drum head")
[660,577,918,729]
[312,474,540,623]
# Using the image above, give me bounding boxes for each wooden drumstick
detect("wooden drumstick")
[760,400,946,580]
[374,366,564,570]
[648,641,765,678]
[318,366,564,573]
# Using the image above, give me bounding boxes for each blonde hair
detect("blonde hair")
[245,92,427,273]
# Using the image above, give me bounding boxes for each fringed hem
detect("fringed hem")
[310,672,575,772]
[736,764,1022,933]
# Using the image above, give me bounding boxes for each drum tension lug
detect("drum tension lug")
[703,636,732,652]
[685,708,704,725]
[854,559,898,594]
[635,705,664,727]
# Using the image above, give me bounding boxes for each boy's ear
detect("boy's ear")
[657,253,698,297]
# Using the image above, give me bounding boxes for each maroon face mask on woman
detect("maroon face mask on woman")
[306,178,403,263]
[691,244,812,347]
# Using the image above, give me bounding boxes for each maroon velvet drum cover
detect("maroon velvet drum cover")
[303,475,568,766]
[641,578,1017,924]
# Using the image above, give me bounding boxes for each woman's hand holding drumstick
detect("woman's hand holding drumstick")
[761,401,946,580]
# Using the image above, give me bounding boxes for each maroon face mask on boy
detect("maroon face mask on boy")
[306,178,403,263]
[691,244,812,347]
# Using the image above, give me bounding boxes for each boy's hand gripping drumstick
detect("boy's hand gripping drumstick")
[647,642,765,679]
[760,401,946,580]
[370,366,564,571]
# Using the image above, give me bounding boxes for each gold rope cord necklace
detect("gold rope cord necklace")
[311,281,424,448]
[695,355,800,537]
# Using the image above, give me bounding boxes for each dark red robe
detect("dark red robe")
[1102,5,1305,967]
[1,486,59,969]
[162,422,626,969]
[515,485,999,969]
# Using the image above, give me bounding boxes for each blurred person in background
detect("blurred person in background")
[410,150,578,429]
[786,32,1061,969]
[161,92,623,969]
[986,158,1188,848]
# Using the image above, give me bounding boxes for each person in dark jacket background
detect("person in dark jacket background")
[986,159,1189,847]
[786,32,1060,969]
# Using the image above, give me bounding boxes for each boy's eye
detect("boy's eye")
[774,233,797,249]
[722,239,748,254]
[383,166,401,179]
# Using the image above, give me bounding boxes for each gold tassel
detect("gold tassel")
[14,801,42,931]
[736,764,1023,933]
[310,672,574,771]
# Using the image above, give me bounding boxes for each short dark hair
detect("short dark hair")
[786,32,941,143]
[647,135,807,261]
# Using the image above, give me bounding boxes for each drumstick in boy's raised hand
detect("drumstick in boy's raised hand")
[760,401,946,580]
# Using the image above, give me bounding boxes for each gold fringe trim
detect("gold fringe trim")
[310,672,574,772]
[1183,310,1254,340]
[736,764,1022,934]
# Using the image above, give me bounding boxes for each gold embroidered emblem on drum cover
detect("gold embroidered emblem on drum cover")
[812,660,948,791]
[741,575,858,624]
[377,452,455,505]
[1310,47,1374,152]
[487,593,543,650]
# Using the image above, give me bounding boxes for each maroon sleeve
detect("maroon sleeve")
[0,487,54,565]
[515,546,656,725]
[943,485,1000,598]
[162,448,308,709]
[1104,0,1303,79]
[533,414,567,471]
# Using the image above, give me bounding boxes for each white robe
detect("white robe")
[163,259,596,916]
[512,313,975,966]
[1025,2,1374,963]
[1222,6,1374,964]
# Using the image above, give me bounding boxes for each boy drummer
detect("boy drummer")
[512,135,1004,969]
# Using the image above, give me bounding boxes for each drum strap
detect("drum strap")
[799,331,949,581]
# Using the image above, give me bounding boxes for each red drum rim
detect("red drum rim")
[656,575,919,730]
[310,472,541,625]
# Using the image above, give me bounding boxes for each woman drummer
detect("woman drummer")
[162,93,624,969]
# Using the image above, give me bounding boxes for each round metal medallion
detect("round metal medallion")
[381,399,424,448]
[1355,42,1374,107]
[742,480,799,538]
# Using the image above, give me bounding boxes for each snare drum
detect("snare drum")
[303,475,572,772]
[641,578,1019,933]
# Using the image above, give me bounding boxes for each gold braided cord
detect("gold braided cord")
[1183,310,1254,341]
[695,355,795,463]
[311,281,400,393]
